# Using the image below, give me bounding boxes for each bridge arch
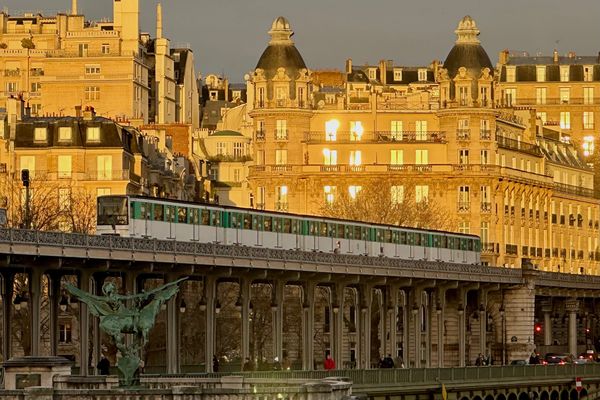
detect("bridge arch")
[496,394,507,400]
[540,390,549,400]
[485,394,495,400]
[473,395,482,400]
[519,392,530,400]
[508,392,518,400]
[460,396,470,400]
[561,389,569,400]
[579,389,588,399]
[550,390,559,400]
[570,389,579,400]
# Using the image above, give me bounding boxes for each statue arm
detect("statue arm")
[65,284,114,317]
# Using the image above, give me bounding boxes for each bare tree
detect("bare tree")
[319,179,456,231]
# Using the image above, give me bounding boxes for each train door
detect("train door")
[165,205,176,239]
[253,214,263,246]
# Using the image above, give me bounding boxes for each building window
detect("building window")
[459,149,469,165]
[85,65,101,75]
[78,43,88,57]
[391,185,404,205]
[58,127,72,142]
[504,88,516,106]
[58,155,72,178]
[415,185,429,203]
[101,43,110,54]
[348,185,362,199]
[97,155,112,180]
[322,149,337,165]
[86,126,100,142]
[560,112,571,129]
[480,150,489,165]
[325,119,339,141]
[415,149,428,165]
[368,68,376,80]
[390,150,403,166]
[535,87,547,105]
[59,322,72,343]
[97,188,111,197]
[506,67,516,83]
[31,104,42,116]
[34,127,47,142]
[257,150,265,165]
[458,221,470,234]
[536,66,546,82]
[324,186,336,204]
[275,149,287,165]
[216,142,226,156]
[393,68,403,81]
[415,120,427,140]
[59,188,71,210]
[537,112,547,124]
[481,185,490,211]
[276,186,288,211]
[349,150,362,166]
[31,82,42,93]
[480,119,491,139]
[257,187,265,209]
[233,169,240,182]
[233,142,244,158]
[560,66,569,82]
[350,121,364,141]
[559,87,570,104]
[583,136,594,157]
[85,86,100,100]
[418,69,427,81]
[584,87,594,105]
[20,156,35,177]
[458,186,470,211]
[6,82,18,93]
[584,66,593,82]
[391,121,403,140]
[584,112,595,130]
[276,120,287,140]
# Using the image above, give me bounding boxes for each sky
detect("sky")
[4,0,600,82]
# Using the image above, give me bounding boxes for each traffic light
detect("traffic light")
[21,169,29,187]
[535,323,542,333]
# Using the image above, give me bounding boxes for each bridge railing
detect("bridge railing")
[0,228,522,280]
[141,364,600,387]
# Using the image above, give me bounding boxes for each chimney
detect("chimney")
[156,3,163,39]
[553,49,559,63]
[345,58,353,74]
[379,60,386,85]
[75,105,82,118]
[498,49,510,65]
[568,51,576,59]
[83,106,95,121]
[6,96,24,123]
[71,0,78,15]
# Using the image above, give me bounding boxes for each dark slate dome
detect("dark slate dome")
[255,17,307,78]
[443,16,493,79]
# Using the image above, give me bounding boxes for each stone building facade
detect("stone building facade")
[239,16,600,274]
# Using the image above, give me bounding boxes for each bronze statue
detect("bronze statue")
[66,277,186,386]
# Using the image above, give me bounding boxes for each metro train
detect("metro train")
[96,195,481,264]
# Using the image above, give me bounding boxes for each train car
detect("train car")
[97,195,481,265]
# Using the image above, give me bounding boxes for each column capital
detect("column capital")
[565,298,579,313]
[540,300,553,313]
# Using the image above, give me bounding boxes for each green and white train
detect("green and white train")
[97,195,481,264]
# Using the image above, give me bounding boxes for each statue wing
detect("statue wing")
[140,277,187,310]
[65,284,113,317]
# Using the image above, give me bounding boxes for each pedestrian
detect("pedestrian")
[324,354,336,370]
[384,354,395,368]
[213,355,220,372]
[273,356,282,370]
[475,353,483,366]
[242,357,253,371]
[97,354,110,375]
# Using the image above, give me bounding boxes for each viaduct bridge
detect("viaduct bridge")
[0,228,599,381]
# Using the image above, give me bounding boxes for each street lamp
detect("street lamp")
[198,297,207,312]
[59,295,69,312]
[179,299,186,314]
[499,306,506,365]
[215,300,221,314]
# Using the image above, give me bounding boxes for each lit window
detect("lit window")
[325,119,339,141]
[58,127,72,142]
[458,221,470,234]
[97,155,112,180]
[415,185,429,203]
[391,121,403,140]
[415,150,428,165]
[275,149,287,165]
[276,186,288,211]
[390,150,403,165]
[324,186,336,204]
[418,69,427,81]
[34,127,47,142]
[390,185,404,205]
[415,120,427,140]
[535,87,546,105]
[349,151,361,166]
[560,66,569,82]
[506,67,516,83]
[560,112,571,129]
[276,120,287,139]
[85,65,101,75]
[583,136,594,157]
[101,43,110,54]
[58,155,72,178]
[559,88,570,104]
[458,186,470,208]
[536,66,546,82]
[350,121,364,141]
[87,127,100,142]
[322,149,337,165]
[348,185,362,199]
[583,112,595,130]
[584,87,594,105]
[393,68,403,81]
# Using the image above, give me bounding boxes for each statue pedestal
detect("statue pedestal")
[2,356,72,390]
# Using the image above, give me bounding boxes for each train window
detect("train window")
[153,204,164,221]
[407,232,415,245]
[422,234,429,247]
[327,223,336,237]
[308,221,317,235]
[432,235,439,248]
[344,225,352,239]
[291,219,299,234]
[201,210,210,225]
[263,217,272,231]
[400,231,407,245]
[383,230,392,243]
[337,224,345,239]
[273,218,281,232]
[177,207,188,223]
[253,215,263,231]
[231,213,240,229]
[468,239,474,251]
[376,229,383,242]
[243,214,252,229]
[440,235,447,249]
[319,222,327,237]
[211,211,220,226]
[283,218,292,233]
[392,230,399,244]
[190,209,199,224]
[414,233,421,246]
[353,226,361,239]
[361,227,368,241]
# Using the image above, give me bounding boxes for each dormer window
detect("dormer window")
[34,127,47,142]
[58,127,72,142]
[418,69,427,81]
[367,68,377,80]
[536,66,546,82]
[560,66,569,82]
[584,66,594,82]
[209,91,218,101]
[393,68,403,82]
[87,126,100,142]
[505,66,516,83]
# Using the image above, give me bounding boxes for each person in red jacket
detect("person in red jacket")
[324,354,336,370]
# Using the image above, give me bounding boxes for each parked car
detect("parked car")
[510,359,528,366]
[573,357,594,364]
[578,350,599,362]
[544,353,572,365]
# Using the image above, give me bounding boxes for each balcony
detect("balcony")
[4,69,21,77]
[85,169,132,181]
[272,165,292,172]
[578,250,584,260]
[481,202,492,213]
[457,202,471,213]
[480,129,492,140]
[482,242,498,254]
[545,249,551,258]
[457,129,471,140]
[255,130,266,141]
[303,131,446,144]
[505,244,518,255]
[275,202,289,212]
[554,182,600,199]
[496,135,542,157]
[512,97,600,106]
[274,129,288,141]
